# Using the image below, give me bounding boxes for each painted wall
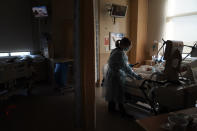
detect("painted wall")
[99,0,131,82]
[0,0,36,52]
[136,0,148,64]
[146,0,167,59]
[128,0,148,66]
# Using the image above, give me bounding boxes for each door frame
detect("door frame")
[74,0,96,130]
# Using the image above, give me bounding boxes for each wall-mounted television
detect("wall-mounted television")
[32,6,48,18]
[110,4,128,18]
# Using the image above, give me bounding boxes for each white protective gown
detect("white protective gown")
[103,48,139,103]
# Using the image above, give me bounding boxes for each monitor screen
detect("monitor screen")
[32,6,48,18]
[111,4,127,17]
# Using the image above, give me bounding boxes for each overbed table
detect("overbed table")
[136,108,197,131]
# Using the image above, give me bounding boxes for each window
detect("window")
[0,52,31,57]
[0,53,9,57]
[165,0,197,54]
[10,52,30,56]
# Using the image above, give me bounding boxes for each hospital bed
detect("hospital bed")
[124,72,169,115]
[124,77,158,114]
[0,55,48,98]
[103,40,197,115]
[124,75,197,115]
[123,40,197,115]
[102,63,164,115]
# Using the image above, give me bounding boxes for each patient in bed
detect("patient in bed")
[102,37,141,115]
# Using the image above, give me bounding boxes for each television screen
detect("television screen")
[32,6,48,18]
[111,4,127,17]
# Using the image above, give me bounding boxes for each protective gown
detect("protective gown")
[103,48,139,103]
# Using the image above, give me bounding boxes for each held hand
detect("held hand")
[129,64,134,67]
[129,63,139,68]
[136,75,142,80]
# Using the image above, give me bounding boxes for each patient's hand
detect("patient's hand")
[136,74,142,80]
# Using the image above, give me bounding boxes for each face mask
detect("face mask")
[124,48,129,51]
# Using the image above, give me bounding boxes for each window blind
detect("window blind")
[0,0,35,52]
[166,0,197,53]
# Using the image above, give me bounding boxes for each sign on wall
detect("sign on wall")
[104,36,110,52]
[109,32,124,50]
[104,36,109,46]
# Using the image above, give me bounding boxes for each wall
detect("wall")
[52,0,74,59]
[0,0,36,52]
[146,0,167,59]
[136,0,148,63]
[99,0,131,82]
[129,0,167,63]
[128,0,148,65]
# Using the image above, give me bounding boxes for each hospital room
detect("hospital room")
[1,0,197,131]
[96,0,197,130]
[0,0,76,130]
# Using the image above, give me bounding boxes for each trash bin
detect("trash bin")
[54,62,69,86]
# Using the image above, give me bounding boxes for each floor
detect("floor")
[96,87,145,131]
[0,83,146,131]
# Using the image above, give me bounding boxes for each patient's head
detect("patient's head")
[115,37,132,51]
